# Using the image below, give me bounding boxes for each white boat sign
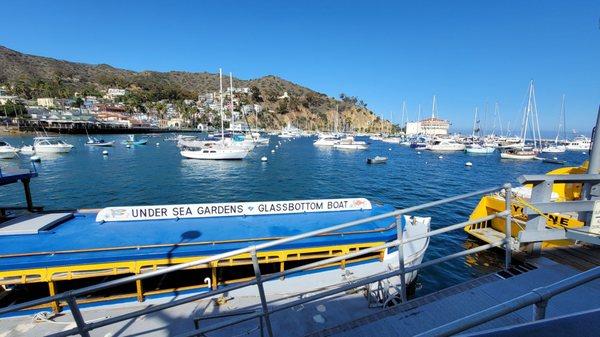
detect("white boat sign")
[95,198,373,222]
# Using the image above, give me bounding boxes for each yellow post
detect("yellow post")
[47,281,60,313]
[135,279,144,302]
[211,266,217,290]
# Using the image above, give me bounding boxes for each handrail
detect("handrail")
[0,184,510,337]
[415,266,600,337]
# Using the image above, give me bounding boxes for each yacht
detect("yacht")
[0,140,18,159]
[333,136,369,150]
[314,135,339,146]
[465,143,495,154]
[500,147,537,160]
[181,144,249,160]
[33,137,74,153]
[566,136,591,151]
[425,139,465,152]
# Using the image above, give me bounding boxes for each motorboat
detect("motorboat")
[565,136,591,151]
[333,136,369,150]
[19,145,35,155]
[425,139,465,152]
[181,144,249,160]
[369,135,383,141]
[367,156,388,164]
[0,140,18,159]
[122,135,148,146]
[465,143,495,154]
[382,137,401,144]
[313,135,339,146]
[541,145,566,153]
[500,148,537,160]
[33,137,74,153]
[86,137,115,147]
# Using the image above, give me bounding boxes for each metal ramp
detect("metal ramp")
[307,258,600,337]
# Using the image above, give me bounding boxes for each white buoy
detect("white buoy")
[465,161,473,167]
[271,149,275,153]
[156,142,160,146]
[102,150,109,156]
[582,151,586,154]
[126,144,131,148]
[438,155,443,159]
[276,145,279,148]
[388,148,392,151]
[261,156,268,162]
[30,155,41,162]
[417,151,421,155]
[553,156,558,160]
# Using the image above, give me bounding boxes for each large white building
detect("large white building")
[405,95,450,136]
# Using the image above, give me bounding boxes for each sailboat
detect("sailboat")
[500,80,540,160]
[181,69,249,160]
[541,94,567,153]
[85,128,114,147]
[122,135,148,146]
[466,107,495,154]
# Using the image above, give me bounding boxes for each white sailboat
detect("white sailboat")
[181,69,249,160]
[500,80,540,160]
[541,94,567,153]
[466,107,495,154]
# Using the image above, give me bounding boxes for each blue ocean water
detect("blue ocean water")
[0,134,590,296]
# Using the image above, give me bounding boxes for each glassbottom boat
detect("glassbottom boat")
[465,162,588,249]
[0,197,430,315]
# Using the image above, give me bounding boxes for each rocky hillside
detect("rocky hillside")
[0,45,391,131]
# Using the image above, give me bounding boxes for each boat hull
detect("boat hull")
[0,149,17,159]
[181,148,249,160]
[500,152,535,160]
[34,145,73,153]
[86,141,115,147]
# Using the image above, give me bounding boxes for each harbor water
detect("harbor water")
[0,134,590,297]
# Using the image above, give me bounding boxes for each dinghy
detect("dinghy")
[86,137,115,147]
[122,135,148,146]
[367,156,388,164]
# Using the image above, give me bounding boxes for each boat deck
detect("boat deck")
[0,205,397,272]
[0,247,597,337]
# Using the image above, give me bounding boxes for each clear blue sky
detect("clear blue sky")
[1,0,598,134]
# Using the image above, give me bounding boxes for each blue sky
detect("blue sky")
[1,0,598,133]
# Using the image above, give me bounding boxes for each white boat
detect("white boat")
[33,137,74,153]
[19,145,35,155]
[0,140,18,159]
[181,69,250,160]
[333,136,369,150]
[425,139,465,152]
[542,95,567,154]
[369,135,383,141]
[382,137,401,144]
[500,148,537,160]
[367,156,388,164]
[566,136,591,151]
[314,136,339,146]
[181,145,249,160]
[85,137,115,147]
[465,143,495,154]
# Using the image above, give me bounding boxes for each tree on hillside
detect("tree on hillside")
[250,86,263,103]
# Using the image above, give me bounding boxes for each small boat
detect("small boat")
[314,135,339,146]
[0,140,18,159]
[122,135,148,146]
[367,156,388,164]
[333,136,369,150]
[425,139,466,152]
[19,145,35,155]
[86,137,115,147]
[500,148,536,160]
[382,137,401,144]
[33,137,74,153]
[541,157,566,165]
[541,145,566,153]
[465,143,495,154]
[180,144,249,160]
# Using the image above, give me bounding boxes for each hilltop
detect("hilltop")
[0,45,391,131]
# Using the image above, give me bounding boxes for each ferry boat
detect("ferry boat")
[0,192,430,314]
[465,162,588,249]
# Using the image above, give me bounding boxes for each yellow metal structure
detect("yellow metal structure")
[465,162,588,249]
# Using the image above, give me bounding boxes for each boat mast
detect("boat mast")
[219,68,225,145]
[431,95,437,118]
[472,107,479,139]
[495,102,503,137]
[229,72,235,131]
[401,101,407,132]
[557,94,566,144]
[530,81,542,151]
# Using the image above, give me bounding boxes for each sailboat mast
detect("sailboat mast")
[431,95,437,118]
[472,107,478,139]
[219,68,225,144]
[229,72,235,129]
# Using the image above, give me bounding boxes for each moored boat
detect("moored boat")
[33,137,74,153]
[85,137,115,147]
[180,144,249,160]
[367,156,388,164]
[465,143,495,154]
[122,135,148,146]
[0,197,430,312]
[500,148,536,160]
[0,140,18,159]
[333,136,369,150]
[425,139,465,152]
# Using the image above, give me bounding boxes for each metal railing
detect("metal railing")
[416,265,600,337]
[0,184,513,337]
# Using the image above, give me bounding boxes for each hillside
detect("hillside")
[0,45,391,131]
